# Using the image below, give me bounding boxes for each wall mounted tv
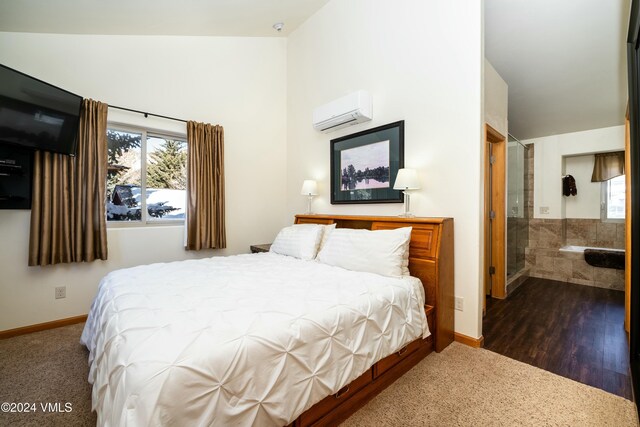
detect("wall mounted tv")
[0,64,82,156]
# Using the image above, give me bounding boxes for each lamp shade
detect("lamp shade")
[300,180,318,196]
[393,169,420,190]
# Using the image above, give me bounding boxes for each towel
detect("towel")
[562,175,577,196]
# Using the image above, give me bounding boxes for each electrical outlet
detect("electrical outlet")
[55,286,66,299]
[454,296,463,311]
[539,206,550,215]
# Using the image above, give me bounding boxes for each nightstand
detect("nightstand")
[250,244,271,253]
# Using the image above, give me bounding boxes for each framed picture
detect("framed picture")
[330,121,404,204]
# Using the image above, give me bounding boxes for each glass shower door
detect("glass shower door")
[507,135,528,277]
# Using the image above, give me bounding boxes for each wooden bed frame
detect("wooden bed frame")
[290,214,454,426]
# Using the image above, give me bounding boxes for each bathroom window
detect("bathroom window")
[602,175,625,221]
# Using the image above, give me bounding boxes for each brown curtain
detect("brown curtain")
[591,151,625,182]
[186,121,226,250]
[28,99,108,266]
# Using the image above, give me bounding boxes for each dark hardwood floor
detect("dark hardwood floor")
[483,277,632,400]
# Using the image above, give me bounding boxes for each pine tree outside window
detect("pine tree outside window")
[106,126,187,224]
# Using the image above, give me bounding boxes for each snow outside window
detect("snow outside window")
[107,127,187,224]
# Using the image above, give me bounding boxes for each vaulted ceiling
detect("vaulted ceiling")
[0,0,329,37]
[485,0,631,140]
[2,0,628,141]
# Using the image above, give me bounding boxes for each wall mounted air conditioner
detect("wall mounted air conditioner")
[312,90,372,133]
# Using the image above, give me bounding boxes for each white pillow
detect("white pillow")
[270,224,324,260]
[317,227,412,277]
[318,223,337,253]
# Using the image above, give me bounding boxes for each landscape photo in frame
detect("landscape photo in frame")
[330,121,404,204]
[339,140,390,191]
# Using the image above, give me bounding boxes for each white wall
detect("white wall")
[484,59,508,137]
[564,154,601,219]
[0,33,288,331]
[524,125,625,219]
[286,0,484,338]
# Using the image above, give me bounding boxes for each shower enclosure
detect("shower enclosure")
[507,134,530,277]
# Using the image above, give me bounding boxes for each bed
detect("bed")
[81,214,454,426]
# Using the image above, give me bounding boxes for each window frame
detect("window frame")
[600,174,626,223]
[106,123,188,228]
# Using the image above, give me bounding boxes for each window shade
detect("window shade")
[591,151,625,182]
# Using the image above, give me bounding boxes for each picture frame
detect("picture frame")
[330,120,404,204]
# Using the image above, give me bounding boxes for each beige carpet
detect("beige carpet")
[0,323,94,427]
[345,342,638,427]
[0,324,637,427]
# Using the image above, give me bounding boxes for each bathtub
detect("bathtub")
[560,245,625,270]
[559,245,624,254]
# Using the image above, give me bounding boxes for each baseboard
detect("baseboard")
[0,315,88,340]
[454,332,484,348]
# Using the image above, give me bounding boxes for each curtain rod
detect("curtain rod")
[109,105,188,124]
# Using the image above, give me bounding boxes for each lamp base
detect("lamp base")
[399,192,415,218]
[305,195,315,216]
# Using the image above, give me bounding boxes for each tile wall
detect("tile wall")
[526,218,624,290]
[520,144,624,291]
[525,144,534,220]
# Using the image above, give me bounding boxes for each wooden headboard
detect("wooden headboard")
[295,214,454,352]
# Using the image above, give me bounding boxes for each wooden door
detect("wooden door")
[484,124,507,313]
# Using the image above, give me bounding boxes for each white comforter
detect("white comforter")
[81,252,429,426]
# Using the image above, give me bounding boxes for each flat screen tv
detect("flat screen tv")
[0,64,83,156]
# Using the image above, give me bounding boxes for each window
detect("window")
[602,175,625,221]
[106,127,187,224]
